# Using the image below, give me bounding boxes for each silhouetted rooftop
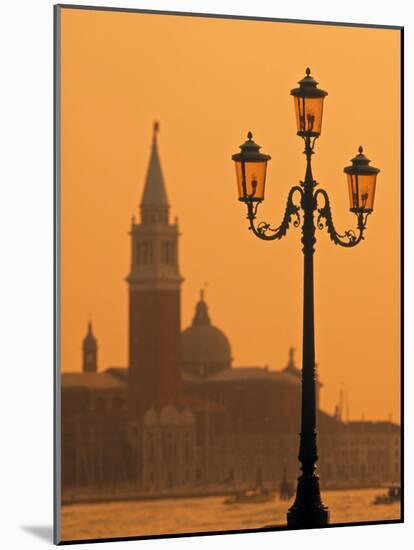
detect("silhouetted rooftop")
[62,372,126,390]
[104,367,129,382]
[345,420,400,432]
[183,366,301,384]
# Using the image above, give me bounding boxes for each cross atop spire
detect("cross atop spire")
[284,346,301,379]
[140,122,169,221]
[199,282,209,303]
[153,121,160,143]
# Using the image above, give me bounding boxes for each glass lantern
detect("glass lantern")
[290,68,328,137]
[344,147,380,213]
[232,132,271,202]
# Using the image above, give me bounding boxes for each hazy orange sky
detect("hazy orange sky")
[60,8,401,422]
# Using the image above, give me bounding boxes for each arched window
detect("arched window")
[142,241,153,264]
[135,242,141,264]
[161,241,175,264]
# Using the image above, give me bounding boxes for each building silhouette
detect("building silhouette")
[61,124,400,495]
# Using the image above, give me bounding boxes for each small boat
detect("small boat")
[373,485,401,505]
[224,487,274,505]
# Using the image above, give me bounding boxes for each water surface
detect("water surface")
[61,488,400,541]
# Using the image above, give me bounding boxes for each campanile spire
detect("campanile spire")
[140,121,169,224]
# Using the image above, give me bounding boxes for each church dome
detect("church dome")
[181,291,232,377]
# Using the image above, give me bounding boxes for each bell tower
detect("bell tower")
[82,321,97,373]
[127,123,183,418]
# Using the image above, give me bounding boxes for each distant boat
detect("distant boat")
[372,485,401,505]
[223,487,274,505]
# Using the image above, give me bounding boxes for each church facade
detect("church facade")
[61,125,400,496]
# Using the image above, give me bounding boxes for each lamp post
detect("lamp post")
[231,68,379,529]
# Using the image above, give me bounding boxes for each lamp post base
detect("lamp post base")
[286,474,329,529]
[287,506,329,529]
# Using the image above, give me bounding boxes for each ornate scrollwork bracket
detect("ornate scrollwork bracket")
[315,188,370,248]
[246,186,303,241]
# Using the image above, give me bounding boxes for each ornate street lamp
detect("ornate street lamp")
[231,68,379,529]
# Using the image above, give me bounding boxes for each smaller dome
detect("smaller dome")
[160,404,180,425]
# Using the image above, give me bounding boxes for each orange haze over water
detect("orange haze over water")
[59,8,401,422]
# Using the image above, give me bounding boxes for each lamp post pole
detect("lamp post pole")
[231,68,380,529]
[286,135,328,527]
